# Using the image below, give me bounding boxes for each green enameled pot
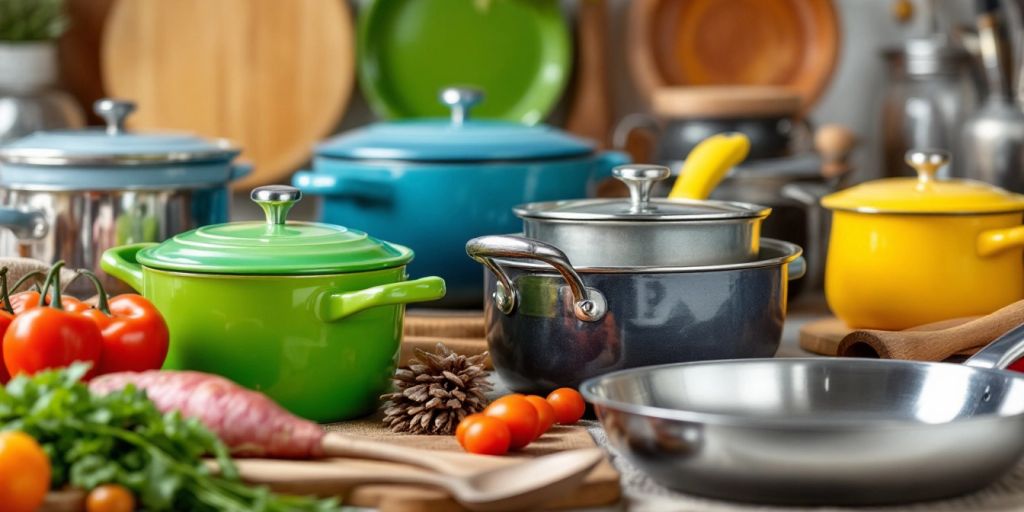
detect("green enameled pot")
[101,186,446,422]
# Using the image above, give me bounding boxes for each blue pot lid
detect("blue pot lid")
[0,99,239,166]
[316,88,593,161]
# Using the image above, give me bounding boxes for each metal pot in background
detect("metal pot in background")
[613,86,806,163]
[0,42,84,143]
[467,235,804,392]
[0,99,251,294]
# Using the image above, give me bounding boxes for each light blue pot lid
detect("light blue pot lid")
[316,87,594,162]
[0,99,240,167]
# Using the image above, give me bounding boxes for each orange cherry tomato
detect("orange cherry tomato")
[457,414,511,455]
[525,395,555,439]
[546,388,586,425]
[86,484,136,512]
[0,431,51,512]
[484,395,539,450]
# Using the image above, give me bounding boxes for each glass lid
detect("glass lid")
[515,165,771,221]
[0,99,239,166]
[315,87,593,162]
[136,185,413,275]
[822,150,1024,214]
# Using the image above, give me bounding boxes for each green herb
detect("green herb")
[0,364,339,511]
[0,0,67,41]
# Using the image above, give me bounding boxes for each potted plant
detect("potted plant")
[0,0,82,143]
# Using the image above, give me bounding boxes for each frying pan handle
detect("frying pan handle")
[612,113,660,151]
[964,323,1024,370]
[466,235,607,322]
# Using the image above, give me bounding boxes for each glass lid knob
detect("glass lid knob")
[613,164,671,213]
[251,185,302,225]
[439,87,483,127]
[905,149,949,188]
[93,98,137,136]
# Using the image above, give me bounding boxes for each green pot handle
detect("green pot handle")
[321,276,446,322]
[100,243,154,292]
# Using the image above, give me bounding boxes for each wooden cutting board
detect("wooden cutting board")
[101,0,355,189]
[800,316,979,357]
[627,0,840,113]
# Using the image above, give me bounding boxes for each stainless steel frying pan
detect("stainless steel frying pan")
[581,324,1024,505]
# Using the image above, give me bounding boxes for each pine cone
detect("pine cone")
[381,343,491,435]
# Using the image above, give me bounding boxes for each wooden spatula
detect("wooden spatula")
[838,299,1024,360]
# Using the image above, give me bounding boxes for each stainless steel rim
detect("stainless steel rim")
[580,358,1024,429]
[515,197,772,221]
[0,143,240,166]
[494,237,800,274]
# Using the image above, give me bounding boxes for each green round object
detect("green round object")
[136,185,413,275]
[357,0,571,124]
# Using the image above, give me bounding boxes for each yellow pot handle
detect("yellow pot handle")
[978,226,1024,257]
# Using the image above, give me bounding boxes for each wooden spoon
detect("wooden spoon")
[232,448,605,512]
[838,299,1024,360]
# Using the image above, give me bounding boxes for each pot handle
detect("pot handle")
[978,226,1024,257]
[230,163,254,181]
[465,235,607,322]
[612,113,660,151]
[787,255,807,281]
[100,243,154,292]
[320,276,446,322]
[292,171,394,203]
[964,323,1024,369]
[0,207,47,238]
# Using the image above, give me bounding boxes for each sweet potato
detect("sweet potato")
[90,370,325,458]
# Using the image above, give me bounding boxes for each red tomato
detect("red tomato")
[546,388,586,425]
[4,307,104,379]
[525,395,555,439]
[484,395,539,450]
[0,311,13,384]
[7,291,87,315]
[457,414,511,455]
[81,294,169,374]
[1009,358,1024,372]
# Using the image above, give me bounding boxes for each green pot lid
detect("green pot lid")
[0,99,239,166]
[136,185,413,275]
[316,88,593,161]
[357,0,570,124]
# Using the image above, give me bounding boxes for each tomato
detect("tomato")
[86,484,136,512]
[456,414,511,455]
[525,395,556,439]
[0,431,51,512]
[1009,358,1024,372]
[0,311,13,384]
[4,307,104,379]
[81,294,169,374]
[546,388,586,425]
[484,395,539,450]
[7,291,87,315]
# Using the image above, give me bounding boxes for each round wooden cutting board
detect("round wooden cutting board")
[101,0,355,189]
[628,0,840,113]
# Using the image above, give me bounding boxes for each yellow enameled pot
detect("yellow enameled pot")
[821,150,1024,329]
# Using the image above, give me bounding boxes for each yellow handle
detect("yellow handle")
[978,226,1024,257]
[668,133,751,200]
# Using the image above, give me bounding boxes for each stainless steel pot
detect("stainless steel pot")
[513,165,771,267]
[0,99,249,294]
[581,324,1024,506]
[466,235,804,392]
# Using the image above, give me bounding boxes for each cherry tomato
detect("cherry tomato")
[86,484,136,512]
[484,395,539,450]
[0,431,50,512]
[457,414,511,455]
[546,388,586,425]
[525,395,555,439]
[81,294,169,374]
[4,307,104,379]
[0,311,13,384]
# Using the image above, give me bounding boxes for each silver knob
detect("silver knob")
[613,165,671,213]
[439,87,483,126]
[905,149,950,187]
[94,99,137,135]
[251,185,302,225]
